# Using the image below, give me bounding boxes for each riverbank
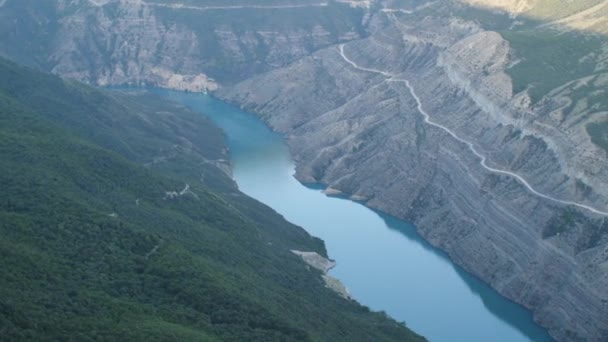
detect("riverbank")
[155,89,552,342]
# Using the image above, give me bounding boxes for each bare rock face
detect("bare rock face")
[291,250,351,299]
[0,0,365,89]
[218,4,608,341]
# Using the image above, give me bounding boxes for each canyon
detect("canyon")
[2,0,607,340]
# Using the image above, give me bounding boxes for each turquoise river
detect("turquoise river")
[155,89,553,342]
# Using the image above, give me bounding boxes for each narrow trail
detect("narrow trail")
[338,44,608,217]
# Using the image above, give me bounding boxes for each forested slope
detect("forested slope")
[0,58,424,341]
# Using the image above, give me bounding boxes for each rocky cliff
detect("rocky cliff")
[218,2,608,340]
[2,0,608,340]
[0,0,365,90]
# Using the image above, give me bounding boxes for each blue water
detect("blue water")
[155,89,553,342]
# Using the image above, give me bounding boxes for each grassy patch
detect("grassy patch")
[501,30,602,103]
[587,121,608,152]
[524,0,605,21]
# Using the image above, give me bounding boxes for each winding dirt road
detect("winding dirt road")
[338,44,608,217]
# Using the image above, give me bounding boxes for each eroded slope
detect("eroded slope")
[218,1,608,340]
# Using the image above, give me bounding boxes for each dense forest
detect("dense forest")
[0,58,424,341]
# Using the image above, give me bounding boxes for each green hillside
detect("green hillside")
[0,58,424,341]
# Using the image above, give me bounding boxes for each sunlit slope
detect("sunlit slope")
[451,0,608,154]
[461,0,608,33]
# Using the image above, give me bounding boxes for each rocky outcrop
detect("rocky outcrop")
[292,250,351,299]
[1,0,365,88]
